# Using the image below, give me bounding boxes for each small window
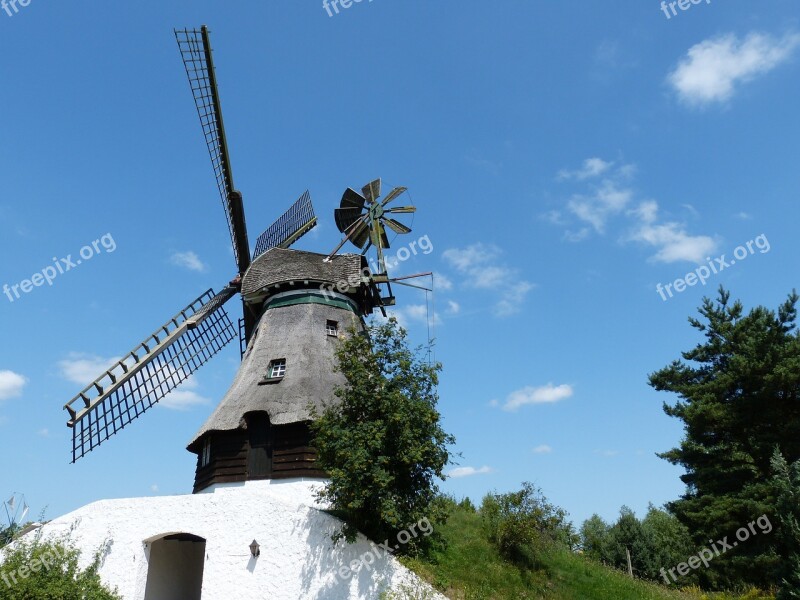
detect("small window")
[269,359,286,379]
[201,437,211,467]
[326,320,339,337]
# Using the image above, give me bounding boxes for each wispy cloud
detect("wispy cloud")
[0,370,27,401]
[58,353,119,386]
[627,200,718,263]
[567,180,633,234]
[434,273,454,291]
[552,159,718,263]
[558,158,614,181]
[442,243,534,317]
[668,32,800,107]
[498,383,573,412]
[448,465,493,479]
[170,251,207,272]
[387,304,441,329]
[446,300,461,315]
[595,449,620,458]
[58,354,209,411]
[533,444,553,454]
[158,375,210,411]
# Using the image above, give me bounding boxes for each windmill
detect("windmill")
[61,26,420,493]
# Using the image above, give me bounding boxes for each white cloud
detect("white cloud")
[567,180,633,233]
[668,32,800,106]
[532,444,553,454]
[59,353,120,386]
[434,273,454,291]
[501,383,573,412]
[151,373,210,411]
[552,160,717,263]
[446,300,460,315]
[735,212,753,221]
[37,428,50,438]
[558,158,614,181]
[628,201,718,263]
[59,353,209,411]
[150,484,159,493]
[448,465,493,479]
[595,449,620,457]
[494,282,534,318]
[0,370,27,401]
[170,251,207,272]
[387,304,441,329]
[443,244,534,317]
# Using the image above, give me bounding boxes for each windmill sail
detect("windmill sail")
[175,26,251,276]
[253,190,318,259]
[63,288,237,462]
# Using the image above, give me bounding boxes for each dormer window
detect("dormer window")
[326,320,339,337]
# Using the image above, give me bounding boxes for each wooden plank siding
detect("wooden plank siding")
[192,420,325,493]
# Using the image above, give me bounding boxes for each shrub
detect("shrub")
[0,533,120,599]
[481,482,576,568]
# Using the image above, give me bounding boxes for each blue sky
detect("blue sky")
[1,1,799,529]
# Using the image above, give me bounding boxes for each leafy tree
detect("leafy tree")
[481,482,577,568]
[581,506,693,583]
[639,504,693,582]
[772,449,800,599]
[310,318,454,555]
[1,523,19,548]
[0,534,120,599]
[580,514,611,561]
[607,507,652,578]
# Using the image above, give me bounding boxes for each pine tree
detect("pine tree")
[773,449,800,599]
[649,287,800,589]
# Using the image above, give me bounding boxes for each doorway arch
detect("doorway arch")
[144,533,206,600]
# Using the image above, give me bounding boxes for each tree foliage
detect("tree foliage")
[772,449,800,599]
[0,534,120,599]
[0,524,19,549]
[481,482,577,568]
[650,287,800,589]
[310,318,454,554]
[580,506,693,583]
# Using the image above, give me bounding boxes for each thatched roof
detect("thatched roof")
[187,295,363,451]
[241,248,366,300]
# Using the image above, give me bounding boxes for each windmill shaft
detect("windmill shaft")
[228,191,251,275]
[201,26,235,196]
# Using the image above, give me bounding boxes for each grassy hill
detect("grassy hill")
[395,506,774,600]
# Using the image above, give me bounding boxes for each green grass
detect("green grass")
[397,508,774,600]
